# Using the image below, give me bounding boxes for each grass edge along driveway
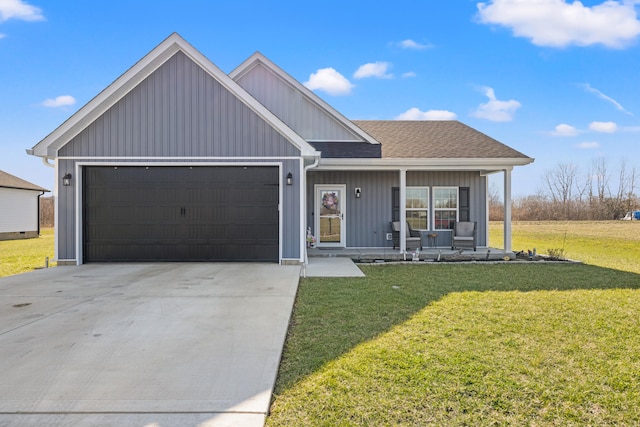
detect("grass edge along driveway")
[267,263,640,426]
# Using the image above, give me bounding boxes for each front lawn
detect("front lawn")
[491,221,640,274]
[267,264,640,426]
[0,229,55,278]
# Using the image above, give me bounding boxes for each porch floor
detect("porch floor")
[307,247,514,262]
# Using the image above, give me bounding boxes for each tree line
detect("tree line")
[490,158,639,221]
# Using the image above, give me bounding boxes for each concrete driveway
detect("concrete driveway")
[0,263,300,427]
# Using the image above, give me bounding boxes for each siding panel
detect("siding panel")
[308,170,487,248]
[236,63,361,142]
[60,52,301,158]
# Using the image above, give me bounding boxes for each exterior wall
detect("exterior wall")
[307,170,487,248]
[60,52,300,158]
[56,51,303,262]
[0,231,39,241]
[235,63,361,142]
[0,187,40,235]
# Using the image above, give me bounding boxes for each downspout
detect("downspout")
[302,154,321,278]
[37,191,43,236]
[39,158,55,237]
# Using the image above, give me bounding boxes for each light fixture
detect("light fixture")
[62,173,72,187]
[355,187,362,198]
[286,172,293,185]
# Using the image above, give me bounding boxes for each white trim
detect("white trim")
[406,186,430,230]
[53,159,59,262]
[314,184,347,248]
[433,186,459,231]
[29,33,319,158]
[230,52,381,146]
[485,176,490,248]
[503,169,512,253]
[298,159,305,264]
[278,164,283,264]
[399,170,406,254]
[58,156,306,160]
[72,161,284,265]
[318,158,534,170]
[74,162,82,265]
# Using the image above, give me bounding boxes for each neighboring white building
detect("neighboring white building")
[0,170,49,241]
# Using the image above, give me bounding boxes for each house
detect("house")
[0,170,49,241]
[28,33,532,265]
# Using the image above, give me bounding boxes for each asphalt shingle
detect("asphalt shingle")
[353,120,531,159]
[0,170,49,192]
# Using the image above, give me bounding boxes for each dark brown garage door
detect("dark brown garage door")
[83,166,279,262]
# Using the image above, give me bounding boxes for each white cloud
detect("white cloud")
[552,123,579,136]
[353,62,393,79]
[0,0,44,22]
[41,95,76,107]
[398,39,431,49]
[396,107,458,120]
[0,33,5,39]
[476,0,640,48]
[581,83,632,115]
[589,121,618,133]
[575,141,601,149]
[471,86,521,122]
[402,71,417,78]
[304,68,354,96]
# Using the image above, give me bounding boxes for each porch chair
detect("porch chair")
[451,221,477,251]
[390,221,422,250]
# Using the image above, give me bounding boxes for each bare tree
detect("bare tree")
[488,182,504,221]
[542,162,582,219]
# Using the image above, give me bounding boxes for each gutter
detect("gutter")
[302,154,321,278]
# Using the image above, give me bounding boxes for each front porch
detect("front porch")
[307,247,514,263]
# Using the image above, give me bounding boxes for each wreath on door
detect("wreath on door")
[322,192,338,213]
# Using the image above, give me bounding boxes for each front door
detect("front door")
[315,185,346,247]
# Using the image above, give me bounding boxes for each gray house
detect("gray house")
[28,33,532,265]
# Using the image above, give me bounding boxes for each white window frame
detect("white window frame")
[406,186,429,230]
[433,186,459,230]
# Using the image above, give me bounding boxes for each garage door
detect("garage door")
[83,166,279,262]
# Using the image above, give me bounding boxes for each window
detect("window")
[433,187,458,229]
[406,187,429,230]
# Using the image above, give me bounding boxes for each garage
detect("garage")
[83,166,279,262]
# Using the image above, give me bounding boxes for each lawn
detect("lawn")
[267,223,640,426]
[490,221,640,274]
[0,229,55,277]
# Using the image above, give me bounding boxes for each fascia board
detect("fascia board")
[316,157,535,170]
[230,52,382,146]
[30,33,318,158]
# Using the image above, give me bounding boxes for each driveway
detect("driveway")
[0,263,300,427]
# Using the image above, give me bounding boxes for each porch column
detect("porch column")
[399,169,407,253]
[503,168,512,253]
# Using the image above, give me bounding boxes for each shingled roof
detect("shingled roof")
[0,170,49,192]
[353,120,531,160]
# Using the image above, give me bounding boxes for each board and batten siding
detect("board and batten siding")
[55,51,304,261]
[307,170,487,248]
[59,52,300,158]
[235,63,362,142]
[0,188,40,235]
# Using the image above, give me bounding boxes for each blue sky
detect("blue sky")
[1,0,639,197]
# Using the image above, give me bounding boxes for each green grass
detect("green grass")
[268,223,640,426]
[0,229,55,277]
[491,221,640,274]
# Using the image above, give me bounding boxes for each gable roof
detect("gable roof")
[230,52,380,145]
[353,120,532,160]
[0,170,49,192]
[28,33,318,158]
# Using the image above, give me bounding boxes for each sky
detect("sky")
[1,0,639,198]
